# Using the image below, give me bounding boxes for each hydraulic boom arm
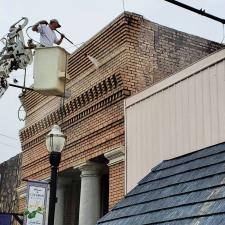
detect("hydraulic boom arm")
[0,17,33,98]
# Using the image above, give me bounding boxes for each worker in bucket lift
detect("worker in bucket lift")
[32,19,65,47]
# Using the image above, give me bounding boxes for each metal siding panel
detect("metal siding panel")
[209,65,219,144]
[151,94,159,160]
[195,72,204,149]
[169,86,177,158]
[158,91,164,157]
[145,99,152,174]
[181,79,190,155]
[175,83,182,155]
[140,101,147,177]
[136,104,144,184]
[125,58,225,192]
[179,81,187,154]
[149,97,156,169]
[163,88,172,158]
[216,61,225,142]
[202,67,212,147]
[126,106,138,190]
[188,76,197,151]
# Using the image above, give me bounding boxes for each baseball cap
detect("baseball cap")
[50,19,61,28]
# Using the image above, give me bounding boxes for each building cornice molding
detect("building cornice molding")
[20,72,130,143]
[104,146,125,166]
[21,87,130,151]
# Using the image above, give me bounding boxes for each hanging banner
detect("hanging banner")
[24,181,48,225]
[0,214,12,225]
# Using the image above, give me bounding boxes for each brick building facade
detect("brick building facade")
[18,12,223,225]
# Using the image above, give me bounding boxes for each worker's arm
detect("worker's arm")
[32,20,48,32]
[55,34,65,45]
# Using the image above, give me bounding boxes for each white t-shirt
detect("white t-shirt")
[37,24,59,47]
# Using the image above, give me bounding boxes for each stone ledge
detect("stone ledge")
[104,146,125,166]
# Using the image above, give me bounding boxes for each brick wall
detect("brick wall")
[108,162,125,210]
[120,13,224,93]
[19,11,223,211]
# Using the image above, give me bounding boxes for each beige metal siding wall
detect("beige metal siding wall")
[125,49,225,192]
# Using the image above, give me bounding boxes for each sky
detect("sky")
[0,0,225,163]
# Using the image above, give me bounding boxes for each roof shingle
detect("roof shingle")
[97,142,225,225]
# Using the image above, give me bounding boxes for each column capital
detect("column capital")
[79,161,106,177]
[104,146,125,166]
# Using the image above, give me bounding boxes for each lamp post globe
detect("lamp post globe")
[46,124,66,153]
[46,124,66,225]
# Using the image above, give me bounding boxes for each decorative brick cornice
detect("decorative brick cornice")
[20,73,128,143]
[21,88,130,151]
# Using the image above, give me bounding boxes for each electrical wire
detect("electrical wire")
[122,0,125,12]
[18,104,26,121]
[26,25,42,46]
[17,69,28,121]
[0,141,18,149]
[0,132,18,141]
[59,55,68,128]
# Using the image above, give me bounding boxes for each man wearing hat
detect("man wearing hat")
[32,19,64,47]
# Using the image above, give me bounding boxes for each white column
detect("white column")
[78,161,104,225]
[54,177,70,225]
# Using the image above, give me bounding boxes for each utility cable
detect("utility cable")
[0,141,18,150]
[58,55,68,133]
[18,69,28,121]
[22,68,27,94]
[164,0,225,25]
[0,132,18,141]
[26,26,42,46]
[122,0,125,12]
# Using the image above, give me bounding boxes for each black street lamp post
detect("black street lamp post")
[46,125,66,225]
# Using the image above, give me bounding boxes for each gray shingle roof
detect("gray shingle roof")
[97,143,225,225]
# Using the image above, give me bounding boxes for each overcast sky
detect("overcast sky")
[0,0,225,163]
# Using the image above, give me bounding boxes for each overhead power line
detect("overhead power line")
[0,141,18,150]
[0,132,19,141]
[164,0,225,25]
[122,0,125,12]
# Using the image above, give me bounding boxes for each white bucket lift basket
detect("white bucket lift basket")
[33,46,70,96]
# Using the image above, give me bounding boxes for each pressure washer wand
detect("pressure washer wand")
[55,29,77,47]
